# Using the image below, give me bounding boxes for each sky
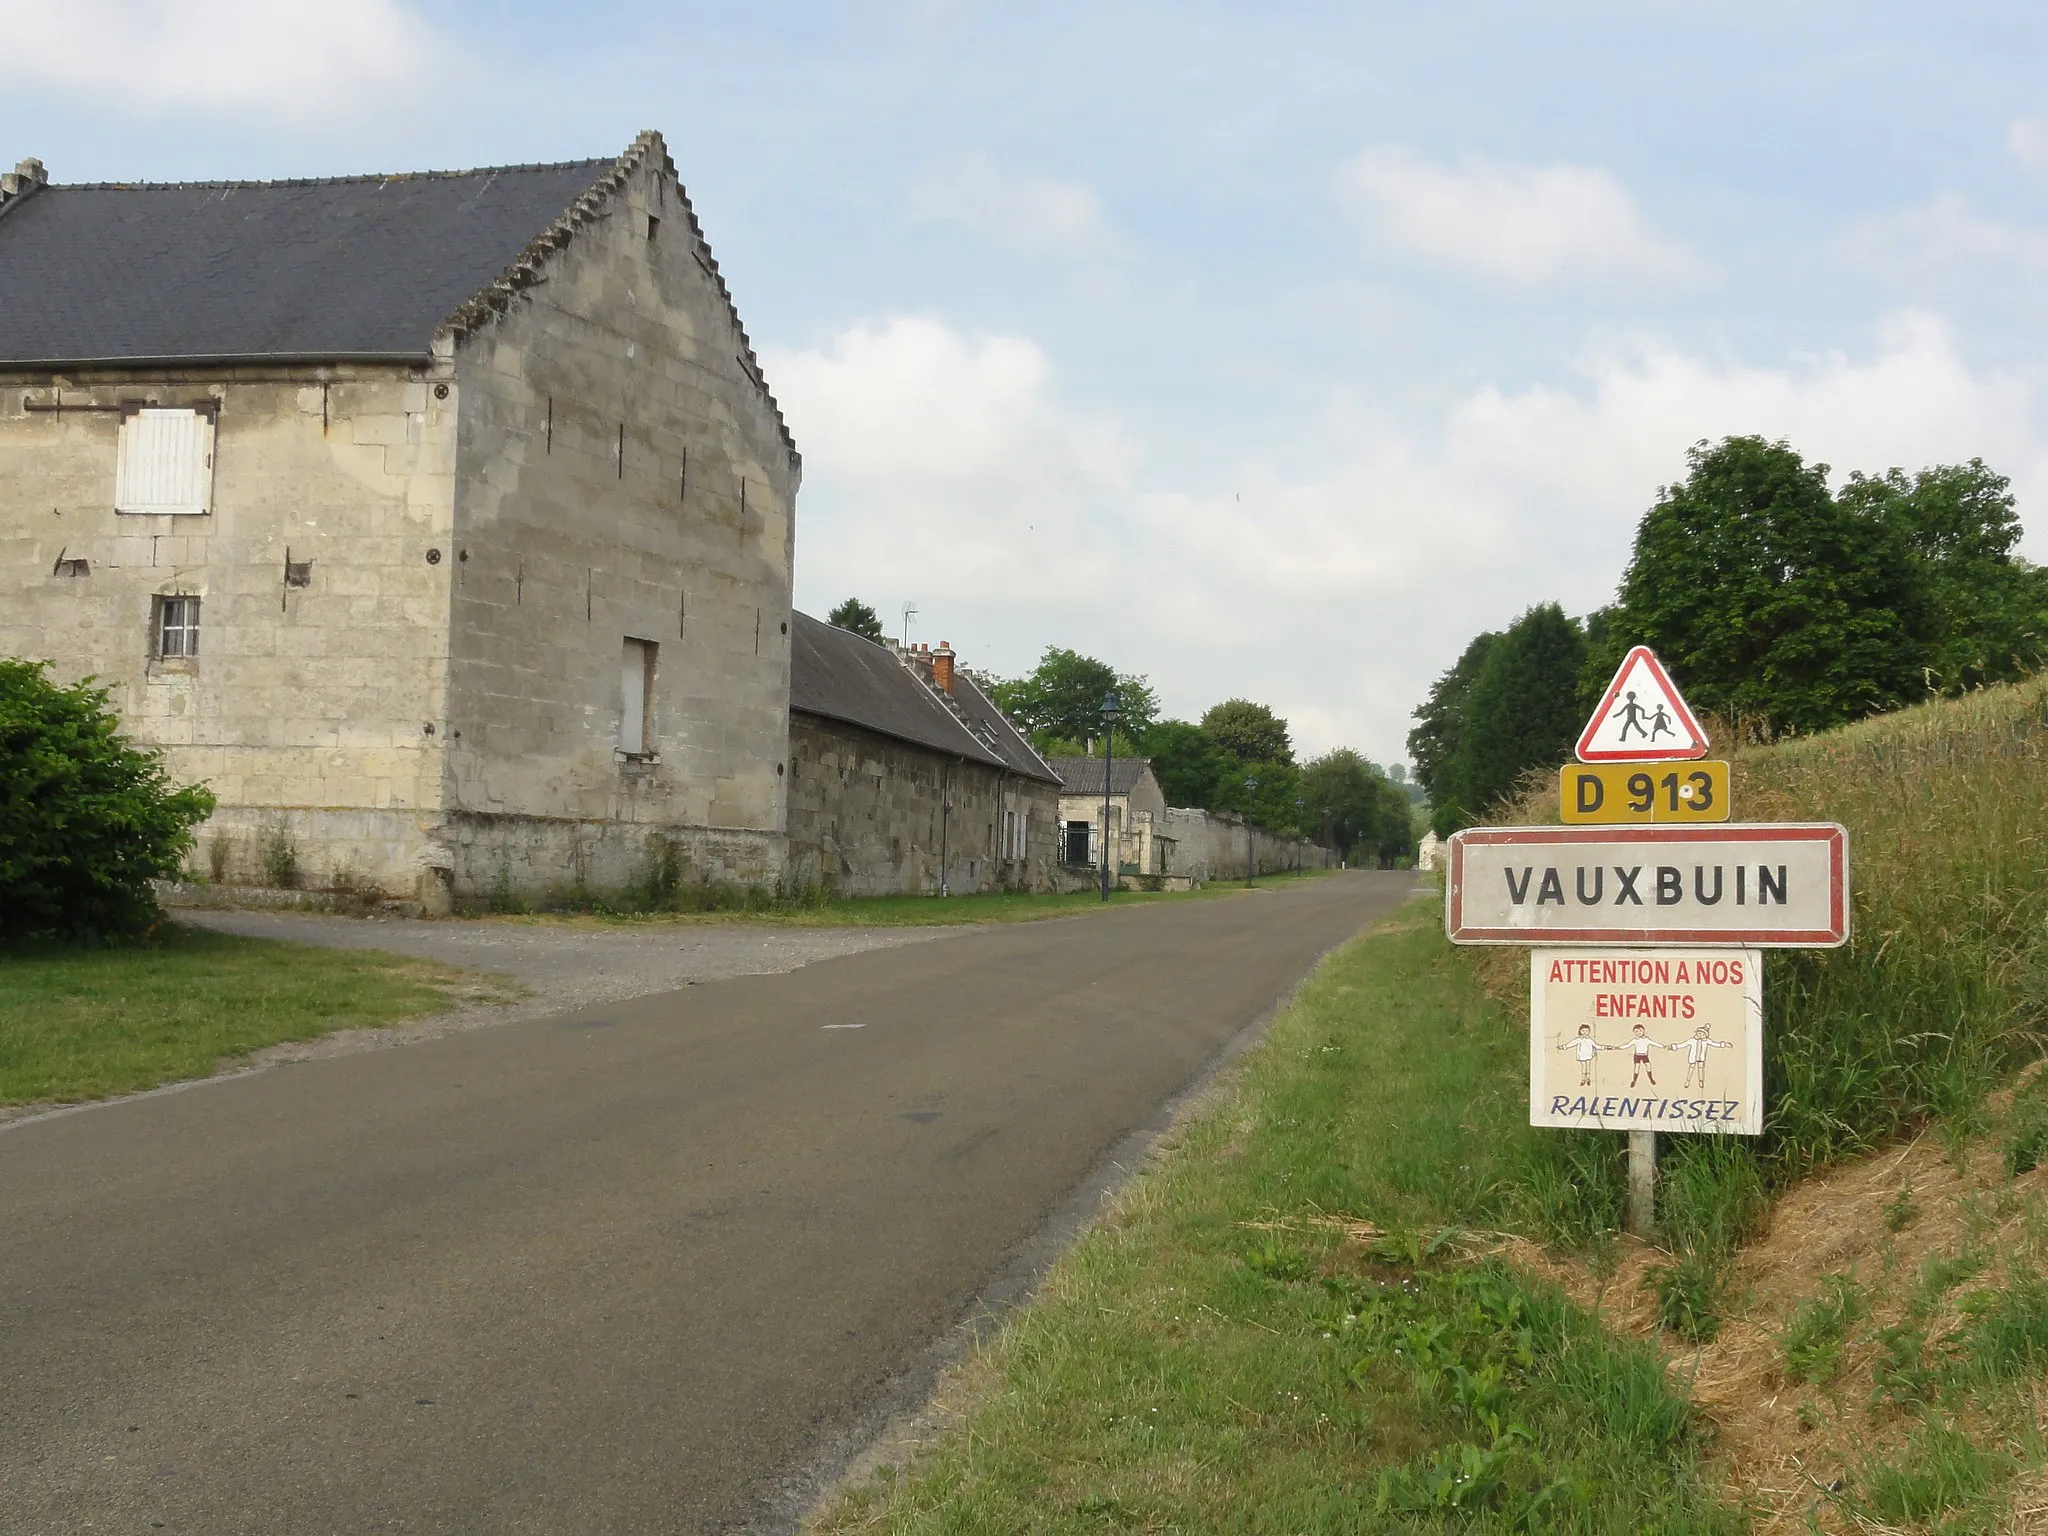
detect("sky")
[8,1,2048,765]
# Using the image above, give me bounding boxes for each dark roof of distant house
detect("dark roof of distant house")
[789,615,1058,783]
[1049,757,1154,796]
[948,669,1064,782]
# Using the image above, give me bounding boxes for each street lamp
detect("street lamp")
[1100,691,1121,902]
[1295,796,1305,871]
[1244,774,1258,886]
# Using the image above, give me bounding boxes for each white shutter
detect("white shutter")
[115,409,213,515]
[620,640,652,753]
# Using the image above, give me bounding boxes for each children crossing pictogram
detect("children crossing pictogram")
[1576,646,1709,762]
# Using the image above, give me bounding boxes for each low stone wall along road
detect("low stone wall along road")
[1,872,1417,1534]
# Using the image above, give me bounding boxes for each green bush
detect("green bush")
[0,659,214,941]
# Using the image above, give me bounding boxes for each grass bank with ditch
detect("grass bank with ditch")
[0,924,500,1109]
[817,678,2048,1534]
[812,908,1739,1534]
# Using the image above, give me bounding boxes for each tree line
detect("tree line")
[823,601,1415,865]
[1409,435,2048,837]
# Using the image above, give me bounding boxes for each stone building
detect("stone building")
[0,134,798,906]
[789,624,1061,895]
[1050,757,1172,878]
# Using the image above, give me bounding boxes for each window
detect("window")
[156,595,200,658]
[1064,820,1093,867]
[116,408,215,515]
[619,638,656,755]
[1004,810,1016,860]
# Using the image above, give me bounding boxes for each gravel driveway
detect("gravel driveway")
[170,907,973,1066]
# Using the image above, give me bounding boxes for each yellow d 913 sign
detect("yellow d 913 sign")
[1560,761,1731,824]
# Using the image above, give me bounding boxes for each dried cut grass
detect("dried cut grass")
[1451,1116,2048,1532]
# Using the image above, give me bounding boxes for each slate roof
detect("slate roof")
[0,132,799,461]
[789,614,1058,783]
[948,669,1063,782]
[0,160,609,366]
[1049,757,1153,797]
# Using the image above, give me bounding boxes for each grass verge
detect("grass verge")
[810,909,1738,1534]
[0,923,500,1108]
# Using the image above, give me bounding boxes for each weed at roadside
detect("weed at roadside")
[1779,1272,1865,1385]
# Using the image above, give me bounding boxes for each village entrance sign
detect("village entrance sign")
[1443,645,1851,1232]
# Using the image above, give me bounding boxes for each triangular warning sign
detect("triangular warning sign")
[1576,646,1708,762]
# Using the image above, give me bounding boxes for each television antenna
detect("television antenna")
[900,601,919,646]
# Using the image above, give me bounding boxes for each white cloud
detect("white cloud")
[773,313,2043,765]
[2010,118,2048,177]
[1841,191,2048,274]
[907,153,1125,258]
[1337,147,1706,286]
[0,0,449,120]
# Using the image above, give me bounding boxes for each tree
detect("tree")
[1212,756,1300,833]
[1838,460,2048,692]
[1408,630,1499,832]
[1369,775,1419,865]
[991,648,1158,745]
[1200,699,1292,765]
[1,660,216,940]
[826,598,885,645]
[1300,748,1386,861]
[1443,603,1586,832]
[1140,719,1225,808]
[1603,436,1927,738]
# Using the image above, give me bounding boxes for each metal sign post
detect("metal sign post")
[1443,646,1851,1236]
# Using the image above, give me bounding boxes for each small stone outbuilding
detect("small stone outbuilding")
[1050,757,1173,879]
[788,622,1061,895]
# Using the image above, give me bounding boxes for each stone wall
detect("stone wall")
[1161,807,1333,883]
[0,365,462,903]
[787,712,1061,896]
[441,145,798,897]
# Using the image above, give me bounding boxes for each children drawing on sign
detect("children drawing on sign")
[1557,1022,1607,1086]
[1679,1023,1734,1090]
[1612,690,1649,742]
[1648,703,1674,742]
[1626,1022,1665,1087]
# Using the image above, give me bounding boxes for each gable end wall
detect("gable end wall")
[440,151,798,896]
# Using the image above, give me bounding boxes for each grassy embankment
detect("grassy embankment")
[0,925,500,1109]
[813,678,2048,1534]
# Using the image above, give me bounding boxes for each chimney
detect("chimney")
[0,158,48,209]
[931,641,955,694]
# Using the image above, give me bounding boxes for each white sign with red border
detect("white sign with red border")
[1577,645,1709,763]
[1447,824,1849,947]
[1531,947,1764,1135]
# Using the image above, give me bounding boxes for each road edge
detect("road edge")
[748,881,1436,1536]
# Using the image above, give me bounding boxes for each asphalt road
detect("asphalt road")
[1,871,1417,1534]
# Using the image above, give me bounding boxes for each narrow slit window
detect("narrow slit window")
[157,595,201,658]
[117,408,214,515]
[620,638,656,755]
